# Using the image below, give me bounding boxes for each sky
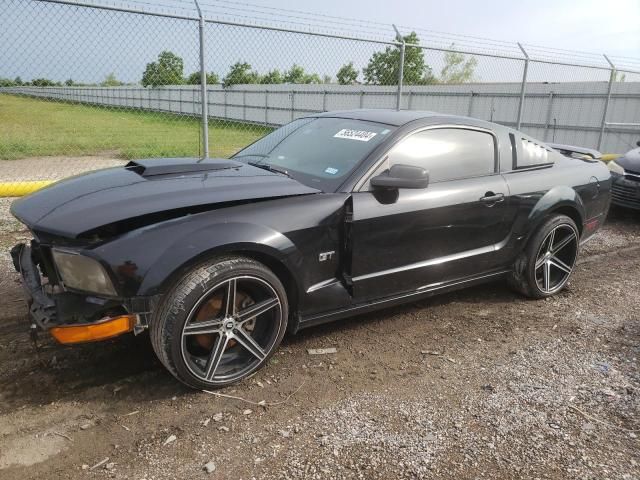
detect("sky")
[1,0,639,84]
[263,0,640,60]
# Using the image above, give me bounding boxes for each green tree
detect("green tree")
[336,62,358,85]
[284,64,305,84]
[101,72,124,87]
[439,45,478,84]
[304,73,322,84]
[0,77,16,87]
[222,62,259,87]
[142,51,184,87]
[259,69,283,84]
[419,70,438,85]
[64,78,75,86]
[14,76,23,86]
[185,71,220,85]
[322,75,332,84]
[31,78,58,87]
[284,64,321,84]
[363,32,432,85]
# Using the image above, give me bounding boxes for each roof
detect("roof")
[312,109,452,126]
[311,109,509,134]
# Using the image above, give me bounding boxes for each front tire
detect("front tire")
[508,214,580,299]
[151,256,288,390]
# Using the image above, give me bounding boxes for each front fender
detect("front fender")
[92,215,302,298]
[138,222,301,296]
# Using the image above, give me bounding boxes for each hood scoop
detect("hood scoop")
[125,157,244,177]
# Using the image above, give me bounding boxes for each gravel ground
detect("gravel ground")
[0,195,638,480]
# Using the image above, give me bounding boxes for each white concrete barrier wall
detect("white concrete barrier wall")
[2,81,639,153]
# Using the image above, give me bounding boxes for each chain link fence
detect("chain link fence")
[1,0,639,196]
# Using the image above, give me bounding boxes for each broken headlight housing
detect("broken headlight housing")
[51,249,117,297]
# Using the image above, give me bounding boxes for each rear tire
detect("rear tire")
[150,256,288,390]
[508,214,579,299]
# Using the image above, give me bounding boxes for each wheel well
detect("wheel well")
[157,248,300,327]
[550,205,583,235]
[523,205,584,250]
[237,250,300,318]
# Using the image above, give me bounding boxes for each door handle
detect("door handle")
[480,192,505,205]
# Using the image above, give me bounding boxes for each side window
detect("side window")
[386,128,496,183]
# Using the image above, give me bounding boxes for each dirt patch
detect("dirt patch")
[0,204,638,479]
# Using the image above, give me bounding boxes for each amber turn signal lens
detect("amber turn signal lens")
[50,315,136,345]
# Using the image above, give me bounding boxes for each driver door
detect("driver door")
[350,126,511,302]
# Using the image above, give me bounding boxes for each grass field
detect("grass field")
[0,94,271,160]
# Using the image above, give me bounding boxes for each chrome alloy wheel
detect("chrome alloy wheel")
[180,276,283,384]
[534,223,579,294]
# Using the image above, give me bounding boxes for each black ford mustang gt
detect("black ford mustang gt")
[10,110,611,389]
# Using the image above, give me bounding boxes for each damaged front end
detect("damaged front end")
[10,241,153,345]
[7,157,320,345]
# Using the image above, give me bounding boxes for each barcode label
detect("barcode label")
[333,129,377,142]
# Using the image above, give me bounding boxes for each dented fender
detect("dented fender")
[138,221,302,296]
[91,214,303,298]
[89,193,350,301]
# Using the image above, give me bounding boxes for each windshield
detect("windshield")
[232,117,395,191]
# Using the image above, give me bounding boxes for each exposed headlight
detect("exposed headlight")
[52,249,117,297]
[608,160,625,175]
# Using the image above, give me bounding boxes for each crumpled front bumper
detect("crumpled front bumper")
[10,243,57,330]
[10,242,156,338]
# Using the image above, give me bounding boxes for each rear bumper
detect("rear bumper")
[10,242,156,338]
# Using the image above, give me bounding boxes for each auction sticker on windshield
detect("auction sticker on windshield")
[334,129,377,142]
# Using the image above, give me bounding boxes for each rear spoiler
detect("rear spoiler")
[547,143,602,160]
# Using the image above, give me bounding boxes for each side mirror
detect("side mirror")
[370,164,429,189]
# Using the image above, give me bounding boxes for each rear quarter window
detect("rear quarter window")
[510,133,554,169]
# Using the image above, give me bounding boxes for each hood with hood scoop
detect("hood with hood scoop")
[11,158,320,239]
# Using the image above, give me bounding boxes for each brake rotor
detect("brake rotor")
[192,290,255,350]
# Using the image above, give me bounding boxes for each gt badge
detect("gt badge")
[318,251,335,262]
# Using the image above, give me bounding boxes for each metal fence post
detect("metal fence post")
[224,90,227,118]
[243,90,246,121]
[543,91,554,141]
[598,55,616,151]
[516,42,529,130]
[393,25,404,111]
[396,42,405,111]
[194,0,209,158]
[264,90,268,125]
[291,91,295,121]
